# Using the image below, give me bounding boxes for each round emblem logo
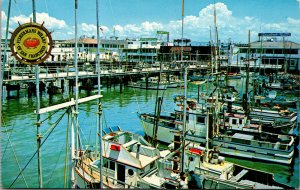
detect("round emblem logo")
[10,22,53,64]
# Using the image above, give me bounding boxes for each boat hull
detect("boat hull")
[140,114,295,165]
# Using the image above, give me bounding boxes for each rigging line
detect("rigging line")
[1,118,16,160]
[5,125,29,188]
[9,109,67,188]
[78,107,98,114]
[102,110,109,129]
[128,74,142,113]
[64,108,71,188]
[78,122,88,145]
[126,74,150,137]
[39,108,61,124]
[42,110,67,137]
[13,0,22,17]
[44,0,49,15]
[46,143,65,186]
[108,0,116,30]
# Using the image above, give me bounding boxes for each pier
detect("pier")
[2,61,213,98]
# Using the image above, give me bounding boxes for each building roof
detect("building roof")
[238,41,300,49]
[65,38,127,45]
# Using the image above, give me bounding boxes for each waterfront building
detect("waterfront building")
[232,33,300,73]
[120,37,161,67]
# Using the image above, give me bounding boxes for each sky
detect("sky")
[1,0,300,43]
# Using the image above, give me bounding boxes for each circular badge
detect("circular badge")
[10,22,53,64]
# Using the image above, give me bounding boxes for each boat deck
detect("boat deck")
[130,152,159,168]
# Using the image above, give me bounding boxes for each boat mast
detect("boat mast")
[180,0,188,173]
[0,3,3,171]
[2,0,11,78]
[214,0,219,73]
[96,0,103,188]
[213,0,220,136]
[71,0,79,188]
[245,30,250,118]
[32,0,43,188]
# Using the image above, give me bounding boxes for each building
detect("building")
[233,33,300,73]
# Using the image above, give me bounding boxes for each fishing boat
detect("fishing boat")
[163,74,185,88]
[180,141,293,189]
[128,76,167,90]
[229,104,298,134]
[139,92,295,165]
[254,90,297,108]
[75,128,169,188]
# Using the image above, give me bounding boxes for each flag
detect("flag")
[99,27,104,34]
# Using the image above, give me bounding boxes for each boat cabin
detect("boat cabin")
[88,131,161,188]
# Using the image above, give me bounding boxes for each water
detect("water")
[1,82,299,188]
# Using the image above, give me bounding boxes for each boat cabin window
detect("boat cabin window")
[103,158,108,168]
[196,116,205,124]
[232,119,237,125]
[109,161,116,171]
[239,119,243,124]
[232,138,250,145]
[178,114,189,122]
[103,158,116,171]
[128,169,134,176]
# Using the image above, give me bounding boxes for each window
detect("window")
[128,169,134,176]
[232,119,237,125]
[103,158,108,168]
[239,119,243,124]
[197,116,205,124]
[109,161,115,170]
[290,60,295,66]
[186,114,189,122]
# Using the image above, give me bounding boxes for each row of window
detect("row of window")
[59,44,125,49]
[176,114,206,124]
[239,48,298,54]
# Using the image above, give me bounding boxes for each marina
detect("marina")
[1,0,300,189]
[1,85,299,188]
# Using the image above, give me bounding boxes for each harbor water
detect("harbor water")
[1,80,299,188]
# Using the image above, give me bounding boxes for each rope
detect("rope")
[128,75,148,133]
[9,109,67,188]
[78,122,88,145]
[63,110,70,188]
[39,108,61,124]
[44,0,49,17]
[46,143,65,186]
[1,119,16,160]
[13,0,22,17]
[5,125,29,188]
[41,110,66,137]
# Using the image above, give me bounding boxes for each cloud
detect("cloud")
[8,12,68,39]
[2,11,7,21]
[141,21,163,32]
[10,12,67,30]
[80,23,97,34]
[4,3,299,42]
[103,2,299,42]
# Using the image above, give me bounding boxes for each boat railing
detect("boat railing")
[223,135,291,151]
[204,175,253,189]
[103,175,140,188]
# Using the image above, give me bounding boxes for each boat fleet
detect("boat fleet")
[74,67,298,189]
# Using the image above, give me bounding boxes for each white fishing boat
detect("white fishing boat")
[180,142,293,189]
[75,128,169,188]
[128,76,167,90]
[139,96,295,165]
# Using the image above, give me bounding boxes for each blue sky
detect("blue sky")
[2,0,300,43]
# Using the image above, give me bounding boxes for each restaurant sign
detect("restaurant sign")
[10,22,53,64]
